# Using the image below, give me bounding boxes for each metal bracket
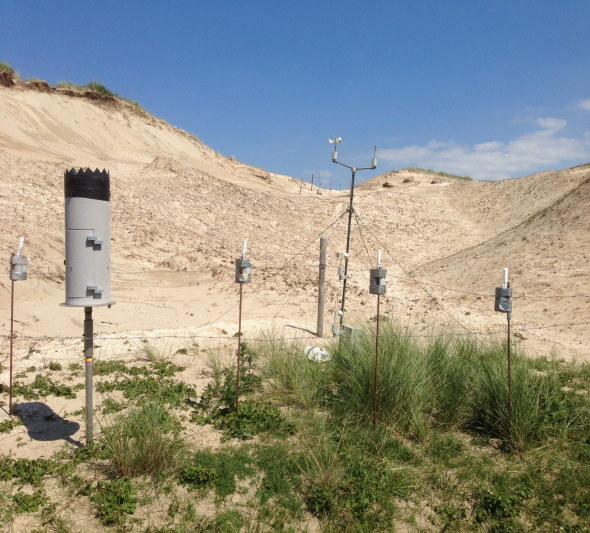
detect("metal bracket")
[87,286,103,297]
[86,236,103,246]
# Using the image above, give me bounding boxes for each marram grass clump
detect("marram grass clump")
[258,323,584,451]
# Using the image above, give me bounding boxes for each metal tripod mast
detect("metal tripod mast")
[329,138,377,330]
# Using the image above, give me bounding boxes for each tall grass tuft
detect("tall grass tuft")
[331,324,432,438]
[260,324,587,452]
[100,402,187,480]
[471,345,566,452]
[256,329,332,409]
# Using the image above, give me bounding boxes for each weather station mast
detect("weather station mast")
[329,137,377,332]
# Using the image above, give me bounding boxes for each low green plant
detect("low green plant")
[210,400,295,441]
[180,448,254,500]
[473,470,532,530]
[0,457,58,486]
[48,361,62,371]
[0,418,22,433]
[193,344,261,419]
[12,374,77,399]
[96,374,195,406]
[178,463,217,491]
[296,420,413,530]
[100,402,187,480]
[91,478,137,526]
[100,397,126,415]
[12,490,46,513]
[94,358,184,378]
[94,359,134,376]
[254,442,301,516]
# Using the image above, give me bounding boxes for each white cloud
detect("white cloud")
[475,141,504,152]
[379,118,590,180]
[580,99,590,111]
[536,117,567,130]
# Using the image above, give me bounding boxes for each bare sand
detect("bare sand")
[0,82,588,459]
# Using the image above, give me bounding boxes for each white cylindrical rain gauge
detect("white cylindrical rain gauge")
[62,168,115,307]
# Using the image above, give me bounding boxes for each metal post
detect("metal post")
[84,307,94,444]
[507,282,512,437]
[236,283,243,411]
[311,174,314,191]
[340,168,356,328]
[317,237,328,337]
[9,280,15,415]
[373,293,381,426]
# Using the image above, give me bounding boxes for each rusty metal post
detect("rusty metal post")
[9,280,15,415]
[373,293,381,426]
[236,283,243,411]
[317,237,328,337]
[507,281,512,437]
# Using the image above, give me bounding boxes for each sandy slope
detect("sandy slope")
[0,82,588,373]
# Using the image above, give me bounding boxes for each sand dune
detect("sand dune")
[0,82,588,362]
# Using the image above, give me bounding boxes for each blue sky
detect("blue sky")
[2,1,590,187]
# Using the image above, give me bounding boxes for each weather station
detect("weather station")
[329,137,377,334]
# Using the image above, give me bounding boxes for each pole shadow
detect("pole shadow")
[13,402,82,447]
[285,324,318,336]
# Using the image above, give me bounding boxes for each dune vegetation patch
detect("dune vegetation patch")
[3,324,587,530]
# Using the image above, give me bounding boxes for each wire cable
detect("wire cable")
[1,321,587,344]
[201,208,350,328]
[354,211,472,332]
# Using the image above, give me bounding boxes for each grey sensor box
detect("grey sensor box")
[10,255,29,281]
[235,258,252,284]
[62,168,114,307]
[494,287,512,313]
[369,268,387,295]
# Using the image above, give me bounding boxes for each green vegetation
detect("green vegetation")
[91,478,137,526]
[56,80,114,97]
[100,402,186,480]
[0,328,588,531]
[56,79,144,109]
[0,61,15,74]
[408,167,473,180]
[12,373,79,399]
[0,418,22,433]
